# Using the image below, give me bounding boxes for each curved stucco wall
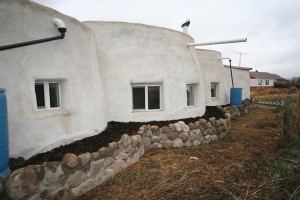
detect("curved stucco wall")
[196,49,251,106]
[85,21,206,122]
[230,67,251,99]
[0,0,107,158]
[196,49,231,106]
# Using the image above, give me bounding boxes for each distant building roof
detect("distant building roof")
[249,71,286,80]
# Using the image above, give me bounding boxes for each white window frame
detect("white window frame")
[132,84,162,112]
[35,81,61,110]
[258,79,262,85]
[265,80,269,85]
[211,82,218,98]
[187,84,196,106]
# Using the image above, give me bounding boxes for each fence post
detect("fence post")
[283,96,292,138]
[298,91,300,139]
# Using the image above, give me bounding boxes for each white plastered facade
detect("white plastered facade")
[196,49,251,106]
[196,49,231,106]
[229,67,251,99]
[85,21,206,122]
[0,0,107,158]
[0,0,250,158]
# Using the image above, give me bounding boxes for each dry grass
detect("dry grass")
[77,107,300,200]
[251,87,287,96]
[251,87,299,104]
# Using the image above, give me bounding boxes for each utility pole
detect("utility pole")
[234,52,248,67]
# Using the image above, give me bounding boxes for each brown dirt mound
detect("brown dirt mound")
[9,106,225,171]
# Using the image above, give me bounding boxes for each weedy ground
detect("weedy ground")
[251,87,299,104]
[78,107,300,200]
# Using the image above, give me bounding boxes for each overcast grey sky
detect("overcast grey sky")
[33,0,300,79]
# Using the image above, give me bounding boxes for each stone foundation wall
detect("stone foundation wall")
[0,110,240,199]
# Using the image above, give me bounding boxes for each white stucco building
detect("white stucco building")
[0,0,251,159]
[0,0,107,158]
[226,66,252,99]
[85,21,205,122]
[196,49,251,106]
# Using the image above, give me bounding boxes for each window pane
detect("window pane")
[49,83,60,108]
[148,86,160,109]
[132,87,145,109]
[35,83,45,109]
[211,83,217,97]
[187,85,194,106]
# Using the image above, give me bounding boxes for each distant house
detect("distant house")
[249,71,286,88]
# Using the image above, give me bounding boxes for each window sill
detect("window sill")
[187,104,199,107]
[37,107,62,111]
[34,108,76,119]
[132,109,163,114]
[133,109,162,112]
[187,105,202,111]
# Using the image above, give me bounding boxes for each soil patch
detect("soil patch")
[9,106,225,171]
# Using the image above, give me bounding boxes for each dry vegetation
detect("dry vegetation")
[251,87,299,104]
[78,107,300,200]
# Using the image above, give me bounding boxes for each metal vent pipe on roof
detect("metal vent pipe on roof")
[181,19,190,34]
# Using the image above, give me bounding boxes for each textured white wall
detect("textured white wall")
[195,49,231,106]
[85,21,206,122]
[196,49,251,105]
[0,0,107,158]
[231,68,251,99]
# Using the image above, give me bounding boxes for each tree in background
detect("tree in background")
[274,76,300,89]
[290,76,300,88]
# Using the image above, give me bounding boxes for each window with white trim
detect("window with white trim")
[211,82,218,97]
[35,81,61,109]
[132,84,161,111]
[265,80,269,85]
[187,84,195,106]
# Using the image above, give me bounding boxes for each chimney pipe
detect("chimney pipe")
[181,19,190,34]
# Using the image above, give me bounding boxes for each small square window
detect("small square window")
[132,84,161,111]
[187,84,195,106]
[211,83,218,97]
[35,81,61,110]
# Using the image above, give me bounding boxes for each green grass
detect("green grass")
[163,157,178,165]
[173,147,184,155]
[187,145,203,157]
[260,153,300,199]
[219,134,233,142]
[115,168,136,183]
